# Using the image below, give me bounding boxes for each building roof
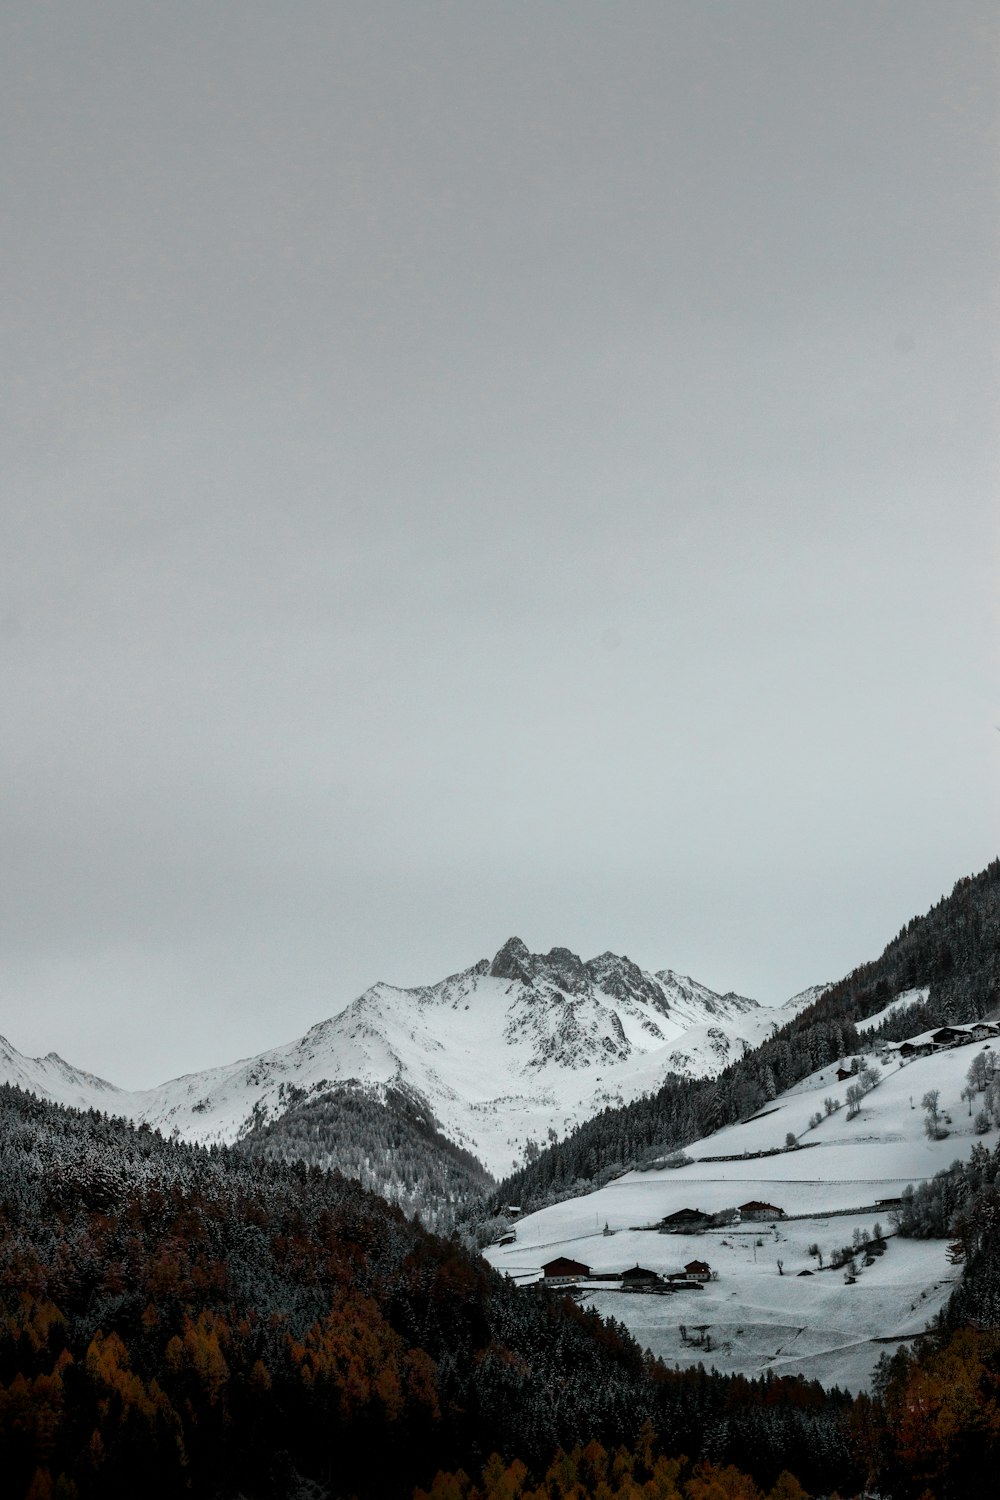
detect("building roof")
[540,1256,590,1276]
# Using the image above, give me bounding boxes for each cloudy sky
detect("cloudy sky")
[3,2,998,1089]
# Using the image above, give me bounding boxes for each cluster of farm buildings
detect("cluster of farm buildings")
[536,1200,787,1288]
[885,1020,998,1060]
[540,1256,714,1288]
[505,1024,1000,1291]
[657,1198,783,1232]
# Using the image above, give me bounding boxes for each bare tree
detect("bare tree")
[967,1052,990,1093]
[922,1088,942,1137]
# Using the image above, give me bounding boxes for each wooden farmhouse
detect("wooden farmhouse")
[737,1199,785,1221]
[620,1265,661,1286]
[931,1026,971,1047]
[899,1037,936,1059]
[931,1023,997,1047]
[658,1207,709,1233]
[540,1256,590,1282]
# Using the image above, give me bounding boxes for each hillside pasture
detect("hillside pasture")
[485,1036,995,1389]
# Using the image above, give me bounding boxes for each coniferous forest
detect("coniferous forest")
[236,1083,493,1235]
[1,1076,1000,1498]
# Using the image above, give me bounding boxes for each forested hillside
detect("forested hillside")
[3,1080,1000,1494]
[487,861,1000,1215]
[0,1084,864,1499]
[814,858,1000,1039]
[236,1083,493,1232]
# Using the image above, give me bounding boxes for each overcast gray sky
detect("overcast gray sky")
[3,1,998,1089]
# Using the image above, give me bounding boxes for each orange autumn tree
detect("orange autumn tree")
[878,1327,1000,1498]
[414,1436,809,1500]
[289,1293,440,1425]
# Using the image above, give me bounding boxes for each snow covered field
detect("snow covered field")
[485,1036,996,1390]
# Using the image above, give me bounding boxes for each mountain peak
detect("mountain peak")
[0,939,809,1178]
[489,938,591,993]
[489,936,532,981]
[585,950,669,1011]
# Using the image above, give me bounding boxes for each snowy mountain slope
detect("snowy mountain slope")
[484,1028,996,1389]
[0,938,812,1177]
[855,987,929,1033]
[0,1035,128,1113]
[782,983,832,1011]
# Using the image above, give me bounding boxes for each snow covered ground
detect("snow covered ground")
[484,1036,995,1390]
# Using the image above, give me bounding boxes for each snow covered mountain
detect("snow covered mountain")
[0,1034,125,1113]
[0,938,818,1176]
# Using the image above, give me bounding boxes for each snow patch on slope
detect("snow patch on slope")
[0,1036,127,1113]
[856,988,930,1033]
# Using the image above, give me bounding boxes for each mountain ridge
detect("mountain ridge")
[0,937,814,1177]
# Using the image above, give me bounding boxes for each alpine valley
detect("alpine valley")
[3,864,1000,1500]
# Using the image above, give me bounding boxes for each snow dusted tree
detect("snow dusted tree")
[922,1088,942,1138]
[967,1051,992,1093]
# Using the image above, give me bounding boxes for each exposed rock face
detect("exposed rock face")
[489,936,534,983]
[586,951,674,1016]
[490,938,591,993]
[488,940,765,1076]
